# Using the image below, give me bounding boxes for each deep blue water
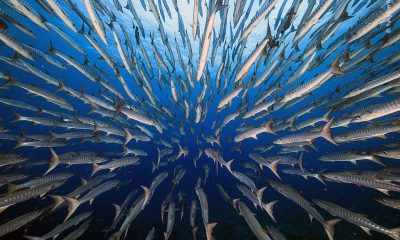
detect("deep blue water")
[0,0,400,240]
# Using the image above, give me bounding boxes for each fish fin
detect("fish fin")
[263,200,278,222]
[225,159,234,173]
[45,148,60,175]
[298,152,304,172]
[321,118,337,145]
[206,222,217,239]
[316,172,327,186]
[7,183,17,193]
[0,205,9,214]
[360,226,372,235]
[80,177,88,186]
[376,188,390,195]
[324,219,341,240]
[263,119,276,135]
[389,228,400,240]
[112,203,121,222]
[124,128,133,145]
[256,187,267,206]
[91,163,100,178]
[23,236,40,240]
[370,155,385,167]
[141,185,150,210]
[110,231,121,240]
[48,195,64,212]
[89,198,94,205]
[63,196,80,222]
[232,198,240,211]
[376,134,387,139]
[266,160,281,179]
[330,55,344,75]
[308,213,314,222]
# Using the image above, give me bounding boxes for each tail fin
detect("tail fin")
[256,187,267,207]
[112,204,121,222]
[63,196,80,222]
[192,226,198,240]
[298,152,304,172]
[321,118,337,145]
[225,159,234,174]
[330,55,344,75]
[122,146,129,156]
[48,195,64,212]
[124,128,133,145]
[206,222,217,240]
[370,155,385,167]
[7,183,18,193]
[49,131,57,141]
[151,162,157,173]
[141,186,150,210]
[263,200,278,222]
[91,163,100,178]
[323,109,332,122]
[324,219,341,240]
[389,228,400,240]
[263,120,276,135]
[157,147,161,165]
[23,236,40,240]
[110,231,121,240]
[266,160,281,179]
[45,148,60,175]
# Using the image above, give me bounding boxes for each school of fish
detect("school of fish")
[0,0,400,239]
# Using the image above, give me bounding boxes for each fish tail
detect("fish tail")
[141,185,150,210]
[324,219,341,240]
[298,152,304,172]
[321,118,337,145]
[7,183,17,193]
[371,155,386,167]
[23,236,40,240]
[263,200,278,222]
[151,162,157,173]
[91,162,100,178]
[389,228,400,240]
[256,187,267,206]
[62,196,80,222]
[225,159,234,173]
[192,226,198,240]
[206,222,217,240]
[46,39,56,55]
[124,128,133,145]
[330,54,344,75]
[48,195,64,212]
[45,148,60,175]
[4,74,16,86]
[266,160,281,179]
[263,119,276,135]
[110,231,121,240]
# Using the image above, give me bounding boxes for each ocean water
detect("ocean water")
[0,0,400,240]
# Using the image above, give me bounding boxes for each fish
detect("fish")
[236,200,272,240]
[196,187,217,240]
[197,0,226,81]
[314,199,400,240]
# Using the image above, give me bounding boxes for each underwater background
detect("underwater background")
[0,0,400,239]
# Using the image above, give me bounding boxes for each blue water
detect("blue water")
[0,0,400,239]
